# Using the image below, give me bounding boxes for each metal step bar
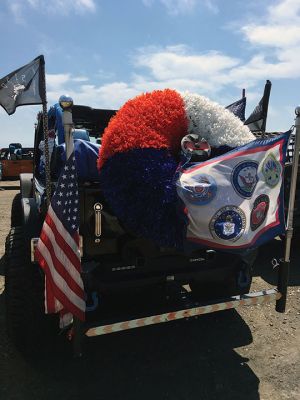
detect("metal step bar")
[85,289,281,338]
[68,288,282,357]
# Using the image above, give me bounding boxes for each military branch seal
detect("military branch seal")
[262,153,281,187]
[179,173,217,205]
[231,160,258,198]
[209,205,246,242]
[250,194,270,231]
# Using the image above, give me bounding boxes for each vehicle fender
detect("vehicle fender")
[21,197,42,240]
[20,173,33,198]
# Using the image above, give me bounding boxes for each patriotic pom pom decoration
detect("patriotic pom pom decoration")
[98,89,254,248]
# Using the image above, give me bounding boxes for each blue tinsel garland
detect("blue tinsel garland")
[99,148,186,249]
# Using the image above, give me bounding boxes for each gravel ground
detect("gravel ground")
[0,187,299,400]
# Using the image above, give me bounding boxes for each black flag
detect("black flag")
[244,80,272,133]
[226,96,246,121]
[0,55,45,115]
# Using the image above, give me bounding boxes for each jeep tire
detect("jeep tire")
[10,193,22,227]
[5,227,58,354]
[20,173,33,198]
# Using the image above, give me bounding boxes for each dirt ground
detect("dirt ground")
[0,186,299,400]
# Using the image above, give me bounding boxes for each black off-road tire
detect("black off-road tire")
[5,227,58,354]
[10,193,22,227]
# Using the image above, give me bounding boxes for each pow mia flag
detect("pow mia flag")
[244,80,272,133]
[0,55,45,115]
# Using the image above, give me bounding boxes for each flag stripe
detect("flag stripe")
[35,242,85,315]
[38,224,85,298]
[47,207,80,258]
[42,215,82,282]
[37,249,85,320]
[44,275,60,314]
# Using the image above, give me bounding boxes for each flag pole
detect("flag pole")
[276,106,300,312]
[59,95,74,157]
[40,56,51,207]
[59,95,83,356]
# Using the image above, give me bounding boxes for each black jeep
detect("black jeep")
[4,98,298,355]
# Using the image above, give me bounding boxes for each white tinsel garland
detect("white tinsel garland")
[181,92,255,148]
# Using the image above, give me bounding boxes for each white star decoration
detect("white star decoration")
[52,155,79,234]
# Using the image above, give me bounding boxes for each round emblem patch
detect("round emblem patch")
[231,161,258,198]
[179,173,217,205]
[250,194,270,231]
[210,205,246,242]
[262,153,281,187]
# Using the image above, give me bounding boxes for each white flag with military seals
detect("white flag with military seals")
[176,132,291,251]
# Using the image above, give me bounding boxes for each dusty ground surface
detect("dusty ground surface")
[0,186,299,400]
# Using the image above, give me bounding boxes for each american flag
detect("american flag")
[36,152,85,326]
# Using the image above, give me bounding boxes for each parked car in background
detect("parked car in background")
[0,143,34,180]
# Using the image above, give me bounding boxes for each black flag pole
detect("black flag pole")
[276,107,300,312]
[39,56,51,207]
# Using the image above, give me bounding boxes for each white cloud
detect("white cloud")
[243,24,300,48]
[72,76,89,82]
[8,1,25,24]
[8,0,96,22]
[142,0,154,6]
[231,0,300,85]
[44,42,281,111]
[142,0,218,15]
[242,0,300,49]
[160,0,196,15]
[134,45,239,81]
[27,0,96,13]
[44,74,140,109]
[46,74,71,90]
[202,0,218,14]
[268,0,300,23]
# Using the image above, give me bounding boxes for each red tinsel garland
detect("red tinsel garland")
[98,89,188,169]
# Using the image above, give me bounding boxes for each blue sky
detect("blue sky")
[0,0,299,147]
